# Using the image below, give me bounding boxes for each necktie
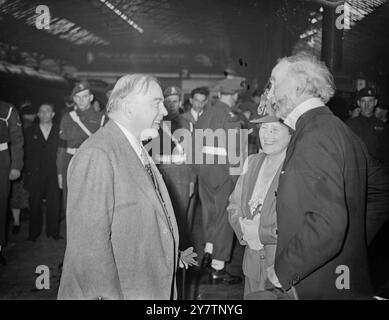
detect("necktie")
[141,147,156,188]
[140,147,174,235]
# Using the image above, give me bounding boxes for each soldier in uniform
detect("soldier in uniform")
[152,86,192,250]
[194,78,247,284]
[57,81,106,213]
[347,87,389,171]
[0,101,24,266]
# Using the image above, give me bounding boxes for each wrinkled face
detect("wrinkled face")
[164,94,181,114]
[358,96,377,117]
[190,93,208,113]
[38,104,55,123]
[125,81,167,139]
[73,89,93,111]
[375,106,387,121]
[259,122,291,155]
[270,61,297,119]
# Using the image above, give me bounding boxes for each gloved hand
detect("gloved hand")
[239,214,263,251]
[179,246,199,269]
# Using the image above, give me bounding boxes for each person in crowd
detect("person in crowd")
[150,86,193,250]
[347,87,389,171]
[375,103,388,123]
[92,99,102,112]
[193,78,247,285]
[24,103,61,241]
[262,53,374,299]
[58,74,189,299]
[9,102,36,234]
[228,115,291,298]
[181,87,209,133]
[0,101,23,266]
[57,81,106,213]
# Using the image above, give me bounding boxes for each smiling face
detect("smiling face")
[259,122,291,155]
[124,81,167,139]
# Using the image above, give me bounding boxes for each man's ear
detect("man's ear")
[374,99,378,107]
[89,94,94,102]
[189,98,193,106]
[357,100,361,108]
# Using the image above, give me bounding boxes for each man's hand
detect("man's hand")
[9,169,20,181]
[179,246,199,269]
[58,174,63,189]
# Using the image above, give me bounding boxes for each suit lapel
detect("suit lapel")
[106,121,176,234]
[283,106,330,168]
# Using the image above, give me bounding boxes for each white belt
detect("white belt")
[202,146,227,156]
[155,153,187,164]
[66,147,78,155]
[0,142,8,151]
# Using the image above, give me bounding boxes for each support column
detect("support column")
[321,0,345,73]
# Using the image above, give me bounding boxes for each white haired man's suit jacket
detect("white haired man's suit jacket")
[58,120,179,300]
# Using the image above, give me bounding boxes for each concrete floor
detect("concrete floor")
[1,207,388,300]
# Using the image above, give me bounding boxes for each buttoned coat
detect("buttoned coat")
[58,120,179,300]
[275,106,373,300]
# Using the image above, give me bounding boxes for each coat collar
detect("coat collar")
[104,120,179,241]
[283,106,332,167]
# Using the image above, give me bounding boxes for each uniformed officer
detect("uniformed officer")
[194,78,247,284]
[152,86,192,250]
[0,101,24,266]
[347,87,389,171]
[57,81,106,213]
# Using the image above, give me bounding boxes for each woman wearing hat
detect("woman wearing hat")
[227,115,292,298]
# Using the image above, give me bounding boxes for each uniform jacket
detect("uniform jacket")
[58,120,179,300]
[347,115,389,168]
[0,101,23,171]
[228,152,281,288]
[193,101,243,190]
[24,123,59,187]
[57,107,105,176]
[275,106,373,300]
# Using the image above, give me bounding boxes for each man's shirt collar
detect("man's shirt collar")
[283,97,325,130]
[113,120,144,164]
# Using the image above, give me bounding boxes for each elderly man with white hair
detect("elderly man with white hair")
[58,74,193,300]
[261,54,374,299]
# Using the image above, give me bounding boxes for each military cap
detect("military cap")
[216,78,247,94]
[356,87,377,100]
[163,86,181,98]
[71,81,91,98]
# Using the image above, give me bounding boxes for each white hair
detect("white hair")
[106,74,159,113]
[278,54,336,103]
